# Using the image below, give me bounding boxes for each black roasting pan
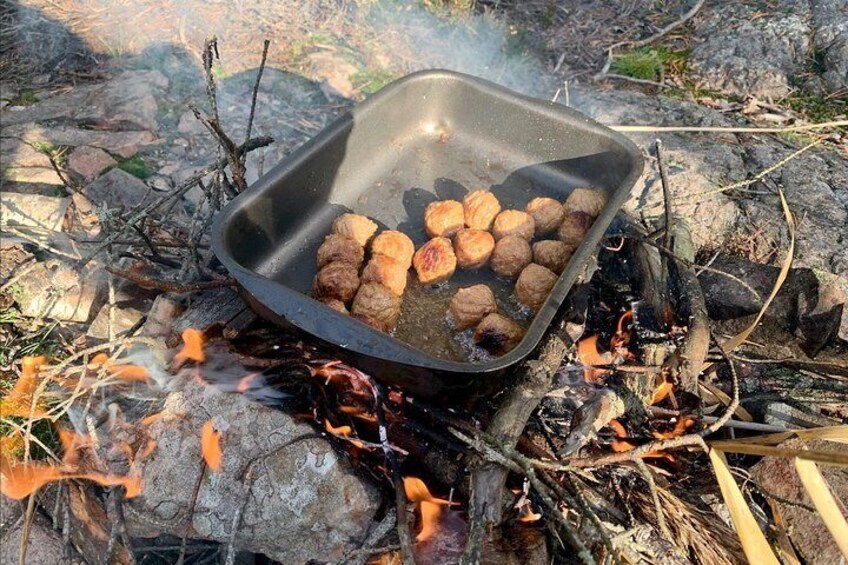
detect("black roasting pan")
[211,70,644,399]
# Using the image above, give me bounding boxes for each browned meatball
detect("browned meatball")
[532,240,573,275]
[564,188,606,217]
[312,262,360,303]
[351,282,402,332]
[453,228,495,270]
[490,236,532,279]
[316,234,364,269]
[492,210,535,241]
[449,284,497,330]
[320,298,349,314]
[424,200,465,238]
[413,237,457,285]
[525,197,565,236]
[371,230,415,269]
[332,213,378,247]
[514,263,558,313]
[557,210,594,247]
[462,190,501,230]
[474,313,525,355]
[361,254,408,297]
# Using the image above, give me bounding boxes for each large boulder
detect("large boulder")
[125,378,381,564]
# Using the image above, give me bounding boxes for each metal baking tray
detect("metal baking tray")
[211,70,643,399]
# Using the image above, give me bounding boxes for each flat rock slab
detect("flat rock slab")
[68,146,117,180]
[16,260,105,322]
[3,124,156,159]
[126,377,381,563]
[83,167,152,210]
[1,192,69,231]
[0,70,168,131]
[87,302,146,339]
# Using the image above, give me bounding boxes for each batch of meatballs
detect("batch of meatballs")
[311,186,607,358]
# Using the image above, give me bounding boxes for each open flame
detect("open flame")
[403,476,454,542]
[90,353,150,382]
[577,335,610,383]
[0,427,142,500]
[175,328,206,364]
[0,355,48,419]
[201,420,223,472]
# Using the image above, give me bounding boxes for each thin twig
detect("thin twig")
[609,120,847,133]
[244,39,270,149]
[656,140,673,253]
[633,459,672,543]
[77,136,272,266]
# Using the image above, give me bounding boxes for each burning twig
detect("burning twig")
[106,488,136,565]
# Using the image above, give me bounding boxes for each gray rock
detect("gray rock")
[690,1,811,98]
[87,302,145,339]
[307,51,360,99]
[0,192,70,230]
[177,110,207,137]
[68,146,117,180]
[0,511,84,565]
[83,168,152,210]
[0,70,168,131]
[3,124,155,158]
[16,260,104,322]
[812,0,848,91]
[0,495,22,536]
[125,378,381,564]
[0,139,64,185]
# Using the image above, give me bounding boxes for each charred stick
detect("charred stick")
[244,39,271,149]
[656,139,673,253]
[106,488,136,565]
[77,136,272,267]
[665,219,710,394]
[451,428,594,565]
[467,334,567,520]
[105,266,236,293]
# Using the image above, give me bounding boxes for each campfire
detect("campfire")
[2,33,847,565]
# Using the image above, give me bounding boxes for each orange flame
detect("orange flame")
[0,428,142,500]
[201,420,222,472]
[175,329,205,364]
[610,310,634,350]
[90,353,149,382]
[652,416,696,440]
[650,380,674,405]
[324,420,364,449]
[236,373,258,393]
[608,419,674,461]
[577,336,608,383]
[517,503,542,523]
[403,477,454,542]
[0,355,48,419]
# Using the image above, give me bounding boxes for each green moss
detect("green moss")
[610,47,687,81]
[784,93,847,123]
[6,90,38,106]
[116,156,154,179]
[353,68,398,95]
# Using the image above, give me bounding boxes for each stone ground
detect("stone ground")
[1,0,847,562]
